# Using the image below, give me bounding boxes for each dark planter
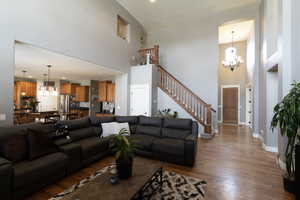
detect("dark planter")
[116,158,133,179]
[296,145,300,199]
[283,176,295,194]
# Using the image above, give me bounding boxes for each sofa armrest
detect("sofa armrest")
[184,122,199,166]
[0,157,13,200]
[58,143,82,174]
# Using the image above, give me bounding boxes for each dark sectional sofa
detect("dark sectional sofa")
[0,116,198,200]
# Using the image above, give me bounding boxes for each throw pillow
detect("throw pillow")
[101,122,118,138]
[101,122,131,138]
[2,134,28,163]
[27,128,57,160]
[115,123,131,135]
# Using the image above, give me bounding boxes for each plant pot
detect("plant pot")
[116,158,133,180]
[283,176,295,194]
[295,145,300,198]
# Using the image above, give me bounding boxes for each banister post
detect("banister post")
[204,104,212,134]
[154,45,159,65]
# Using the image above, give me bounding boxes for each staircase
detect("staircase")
[157,66,216,134]
[138,45,216,134]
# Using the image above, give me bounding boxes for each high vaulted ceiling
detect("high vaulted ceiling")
[219,20,254,44]
[116,0,260,31]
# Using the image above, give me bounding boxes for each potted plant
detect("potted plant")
[271,82,300,193]
[111,128,136,179]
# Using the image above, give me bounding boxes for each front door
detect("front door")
[223,87,238,124]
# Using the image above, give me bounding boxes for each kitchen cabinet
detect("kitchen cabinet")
[98,81,115,102]
[107,83,115,102]
[60,83,79,96]
[15,81,37,97]
[96,113,114,117]
[75,86,89,102]
[14,81,37,108]
[98,81,107,102]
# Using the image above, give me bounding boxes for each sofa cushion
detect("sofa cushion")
[115,116,138,125]
[1,134,28,162]
[163,118,192,130]
[69,127,98,142]
[162,128,191,140]
[136,125,161,137]
[152,138,185,156]
[59,117,90,131]
[0,127,27,145]
[27,128,57,160]
[139,116,162,127]
[89,116,115,126]
[130,135,156,151]
[13,152,68,189]
[75,137,109,159]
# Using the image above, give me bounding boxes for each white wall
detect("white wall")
[147,4,260,132]
[0,0,145,126]
[130,65,157,116]
[115,73,129,116]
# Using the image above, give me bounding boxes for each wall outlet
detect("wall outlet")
[0,114,6,121]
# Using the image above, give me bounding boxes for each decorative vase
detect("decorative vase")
[295,145,300,198]
[283,176,295,194]
[116,157,133,179]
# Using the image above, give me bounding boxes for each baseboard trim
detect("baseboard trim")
[200,132,215,139]
[252,133,278,153]
[278,157,286,171]
[252,132,263,141]
[262,143,278,153]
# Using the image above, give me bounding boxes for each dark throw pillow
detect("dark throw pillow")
[27,128,57,160]
[2,134,28,163]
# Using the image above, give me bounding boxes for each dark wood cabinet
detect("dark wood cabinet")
[75,86,89,102]
[98,81,115,102]
[14,81,37,108]
[60,83,79,96]
[107,83,115,102]
[98,81,108,102]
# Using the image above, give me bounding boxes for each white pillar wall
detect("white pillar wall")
[0,35,14,126]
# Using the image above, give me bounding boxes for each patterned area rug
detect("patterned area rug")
[50,165,206,200]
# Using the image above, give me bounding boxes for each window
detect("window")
[117,15,130,42]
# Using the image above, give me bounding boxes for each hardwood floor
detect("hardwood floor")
[27,124,294,200]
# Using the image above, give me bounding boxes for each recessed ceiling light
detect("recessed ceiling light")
[62,77,66,80]
[150,0,156,3]
[28,75,33,78]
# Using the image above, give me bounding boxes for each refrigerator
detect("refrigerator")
[59,95,71,113]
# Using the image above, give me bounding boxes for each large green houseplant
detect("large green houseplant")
[271,82,300,193]
[111,128,136,179]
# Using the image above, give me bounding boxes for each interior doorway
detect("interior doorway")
[221,85,240,124]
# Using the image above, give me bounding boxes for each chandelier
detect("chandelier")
[38,65,58,96]
[222,31,243,71]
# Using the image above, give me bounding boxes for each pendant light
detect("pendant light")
[21,70,27,96]
[222,31,244,71]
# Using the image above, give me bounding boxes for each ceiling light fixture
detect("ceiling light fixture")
[222,31,243,71]
[38,65,58,96]
[150,0,156,3]
[21,70,27,96]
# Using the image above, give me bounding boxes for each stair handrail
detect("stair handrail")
[158,65,216,113]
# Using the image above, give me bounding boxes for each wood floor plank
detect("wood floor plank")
[27,124,294,200]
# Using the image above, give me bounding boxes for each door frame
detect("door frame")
[220,84,241,124]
